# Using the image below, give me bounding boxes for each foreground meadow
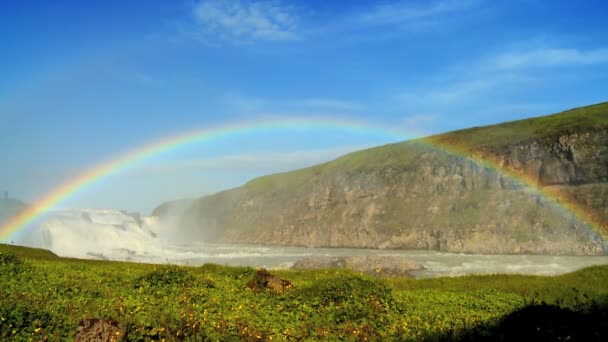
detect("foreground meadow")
[1,243,607,341]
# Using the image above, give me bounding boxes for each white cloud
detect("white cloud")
[193,0,298,43]
[492,47,608,69]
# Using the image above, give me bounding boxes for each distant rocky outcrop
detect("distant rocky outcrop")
[292,256,423,277]
[154,103,608,255]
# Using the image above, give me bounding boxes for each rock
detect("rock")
[246,269,292,294]
[292,256,424,277]
[154,104,608,255]
[74,318,123,342]
[291,256,345,269]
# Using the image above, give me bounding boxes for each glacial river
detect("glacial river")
[122,243,608,279]
[17,208,607,278]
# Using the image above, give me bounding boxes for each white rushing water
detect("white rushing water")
[11,208,608,278]
[156,243,608,279]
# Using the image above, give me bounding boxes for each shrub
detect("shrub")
[0,252,22,266]
[0,252,25,275]
[0,301,57,340]
[246,269,292,294]
[294,274,393,307]
[133,266,194,289]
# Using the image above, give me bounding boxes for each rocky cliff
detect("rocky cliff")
[154,103,608,255]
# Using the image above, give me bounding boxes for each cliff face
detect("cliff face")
[155,104,608,255]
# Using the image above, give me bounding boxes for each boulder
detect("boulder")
[246,269,292,294]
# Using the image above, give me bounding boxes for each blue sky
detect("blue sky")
[1,0,607,213]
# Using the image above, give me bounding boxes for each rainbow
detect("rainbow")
[0,118,408,242]
[1,118,606,243]
[417,138,607,240]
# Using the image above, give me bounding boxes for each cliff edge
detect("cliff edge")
[154,103,608,255]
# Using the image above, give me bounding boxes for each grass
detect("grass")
[154,103,608,248]
[427,101,608,150]
[1,243,607,341]
[241,102,608,195]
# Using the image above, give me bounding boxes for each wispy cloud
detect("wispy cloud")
[129,145,374,176]
[401,114,439,135]
[356,0,482,27]
[217,94,361,115]
[295,98,361,112]
[305,0,485,44]
[193,0,298,43]
[396,74,533,107]
[184,0,482,45]
[393,45,608,108]
[218,93,267,113]
[491,47,608,69]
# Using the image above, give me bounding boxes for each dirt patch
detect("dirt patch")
[74,318,123,342]
[246,269,293,294]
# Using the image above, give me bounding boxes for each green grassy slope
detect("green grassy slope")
[429,101,608,149]
[244,102,608,194]
[2,243,607,340]
[0,243,58,259]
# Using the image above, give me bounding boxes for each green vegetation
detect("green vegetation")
[1,243,607,341]
[243,102,608,194]
[428,101,608,149]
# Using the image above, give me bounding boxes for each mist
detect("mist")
[15,209,159,260]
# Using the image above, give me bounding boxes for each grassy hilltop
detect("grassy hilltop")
[244,102,608,192]
[157,103,608,254]
[1,243,607,341]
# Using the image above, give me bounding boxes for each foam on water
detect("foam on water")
[16,208,161,260]
[10,208,608,277]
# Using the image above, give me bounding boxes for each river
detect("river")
[121,243,608,279]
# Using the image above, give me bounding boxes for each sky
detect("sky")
[1,0,607,214]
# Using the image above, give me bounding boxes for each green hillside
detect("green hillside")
[429,101,608,149]
[245,102,608,194]
[156,102,608,254]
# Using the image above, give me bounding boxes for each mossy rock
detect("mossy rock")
[246,269,293,294]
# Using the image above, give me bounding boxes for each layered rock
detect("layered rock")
[154,103,608,255]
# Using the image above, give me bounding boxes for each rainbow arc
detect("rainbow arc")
[1,118,605,243]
